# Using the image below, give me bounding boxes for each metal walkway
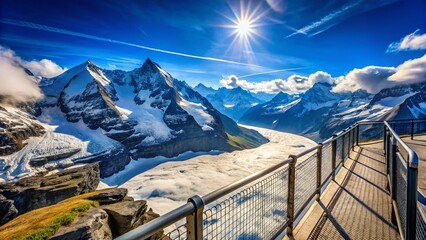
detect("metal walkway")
[292,143,400,239]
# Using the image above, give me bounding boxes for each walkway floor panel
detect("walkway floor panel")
[291,144,400,240]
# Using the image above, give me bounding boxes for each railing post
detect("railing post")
[351,127,355,150]
[341,130,346,161]
[317,143,323,200]
[411,120,414,140]
[187,195,204,240]
[331,134,337,181]
[406,163,418,239]
[287,155,297,236]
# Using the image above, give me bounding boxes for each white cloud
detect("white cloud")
[0,46,66,78]
[220,71,334,94]
[387,30,426,52]
[0,47,44,104]
[332,66,396,94]
[220,55,426,95]
[333,55,426,94]
[24,59,66,78]
[388,54,426,83]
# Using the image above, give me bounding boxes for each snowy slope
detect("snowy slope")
[0,105,122,182]
[101,125,316,215]
[1,58,268,181]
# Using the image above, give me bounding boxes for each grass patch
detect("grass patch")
[25,202,98,240]
[0,189,108,240]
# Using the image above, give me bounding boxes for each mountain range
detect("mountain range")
[1,56,425,181]
[0,59,268,181]
[240,81,426,141]
[194,83,275,121]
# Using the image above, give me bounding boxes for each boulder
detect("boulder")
[49,208,112,240]
[0,163,99,225]
[86,188,128,205]
[101,200,148,237]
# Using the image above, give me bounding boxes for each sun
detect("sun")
[236,19,252,36]
[221,0,269,63]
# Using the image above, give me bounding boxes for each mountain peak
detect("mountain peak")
[137,58,163,76]
[271,91,293,103]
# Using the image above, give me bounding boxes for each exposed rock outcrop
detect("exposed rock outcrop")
[0,106,45,156]
[101,200,148,237]
[87,188,128,205]
[49,208,113,240]
[0,163,99,224]
[0,195,18,225]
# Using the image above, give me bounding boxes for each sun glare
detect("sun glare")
[222,0,269,64]
[236,19,252,36]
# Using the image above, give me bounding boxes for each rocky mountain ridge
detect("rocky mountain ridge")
[240,81,426,141]
[0,58,268,182]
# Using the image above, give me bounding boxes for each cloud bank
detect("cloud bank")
[0,46,66,78]
[0,47,45,104]
[0,47,66,104]
[221,55,426,94]
[220,71,333,93]
[387,30,426,52]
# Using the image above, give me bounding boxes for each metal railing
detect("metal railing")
[116,118,426,240]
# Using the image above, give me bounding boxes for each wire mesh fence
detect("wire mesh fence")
[118,120,426,240]
[417,206,426,240]
[358,123,384,143]
[414,120,426,136]
[392,121,411,137]
[162,221,187,240]
[395,153,408,239]
[343,132,350,160]
[321,143,332,185]
[294,153,318,216]
[336,137,343,166]
[203,166,289,239]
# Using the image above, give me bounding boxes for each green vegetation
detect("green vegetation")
[26,202,98,240]
[0,189,108,240]
[25,202,98,240]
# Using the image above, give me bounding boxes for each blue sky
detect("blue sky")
[1,0,425,89]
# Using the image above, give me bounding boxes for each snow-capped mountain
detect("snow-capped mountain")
[239,91,298,128]
[378,84,426,120]
[194,84,266,121]
[240,80,425,141]
[0,59,268,181]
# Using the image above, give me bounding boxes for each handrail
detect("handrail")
[384,121,419,168]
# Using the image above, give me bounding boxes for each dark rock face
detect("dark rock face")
[0,106,45,156]
[86,188,128,205]
[0,195,18,225]
[73,145,130,178]
[0,163,99,225]
[101,200,148,237]
[49,208,113,240]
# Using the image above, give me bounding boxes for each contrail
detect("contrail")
[239,67,313,78]
[286,0,362,38]
[0,18,263,68]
